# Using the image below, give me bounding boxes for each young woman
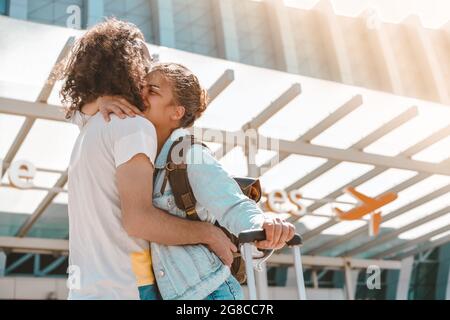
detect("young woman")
[78,62,295,300]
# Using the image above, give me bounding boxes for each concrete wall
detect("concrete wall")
[0,276,345,300]
[0,277,68,300]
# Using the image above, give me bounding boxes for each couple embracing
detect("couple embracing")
[62,18,295,300]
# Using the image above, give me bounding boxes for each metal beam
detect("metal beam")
[4,253,33,275]
[352,107,419,150]
[300,95,363,142]
[284,106,418,192]
[306,119,448,210]
[244,84,301,130]
[301,124,450,246]
[1,118,35,172]
[0,239,403,272]
[343,206,450,257]
[419,249,435,262]
[0,237,69,255]
[305,172,430,252]
[33,254,41,276]
[0,37,74,180]
[0,163,65,175]
[278,140,450,175]
[402,124,450,156]
[38,256,67,277]
[15,172,68,237]
[392,234,450,260]
[242,83,301,174]
[314,182,450,257]
[190,69,234,159]
[0,70,233,122]
[0,98,64,121]
[371,225,450,259]
[207,69,235,102]
[268,254,402,270]
[258,94,366,174]
[0,183,66,194]
[189,126,450,175]
[221,82,300,166]
[312,176,450,248]
[3,98,448,175]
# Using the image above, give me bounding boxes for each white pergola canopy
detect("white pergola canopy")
[1,16,450,263]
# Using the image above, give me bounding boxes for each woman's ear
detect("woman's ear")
[171,105,185,121]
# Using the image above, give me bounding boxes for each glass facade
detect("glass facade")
[27,0,84,28]
[173,0,219,57]
[0,0,7,15]
[104,0,155,43]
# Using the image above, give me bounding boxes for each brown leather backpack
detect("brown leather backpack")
[155,135,263,283]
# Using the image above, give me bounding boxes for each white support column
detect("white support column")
[8,0,27,19]
[150,0,176,48]
[311,270,319,289]
[344,262,355,300]
[263,0,299,73]
[255,262,269,300]
[396,256,414,300]
[0,251,6,277]
[314,0,353,84]
[404,15,450,104]
[245,129,260,178]
[212,0,240,61]
[352,270,360,298]
[446,266,450,300]
[360,9,404,95]
[83,0,104,28]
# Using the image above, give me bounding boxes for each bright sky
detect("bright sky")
[284,0,450,28]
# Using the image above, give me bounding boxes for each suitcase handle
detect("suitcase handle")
[238,229,303,246]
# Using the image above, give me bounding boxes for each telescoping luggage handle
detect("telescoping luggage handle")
[238,230,303,246]
[238,229,307,301]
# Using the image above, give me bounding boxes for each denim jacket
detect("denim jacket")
[151,128,265,300]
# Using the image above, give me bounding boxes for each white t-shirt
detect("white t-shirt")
[67,113,157,300]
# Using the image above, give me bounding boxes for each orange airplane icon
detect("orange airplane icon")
[333,187,398,236]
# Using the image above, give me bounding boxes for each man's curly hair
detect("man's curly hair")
[59,18,150,119]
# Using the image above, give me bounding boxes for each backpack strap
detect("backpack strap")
[161,135,208,221]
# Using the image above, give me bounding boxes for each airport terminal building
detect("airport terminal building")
[0,0,450,300]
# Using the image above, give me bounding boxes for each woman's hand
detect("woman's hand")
[97,96,145,122]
